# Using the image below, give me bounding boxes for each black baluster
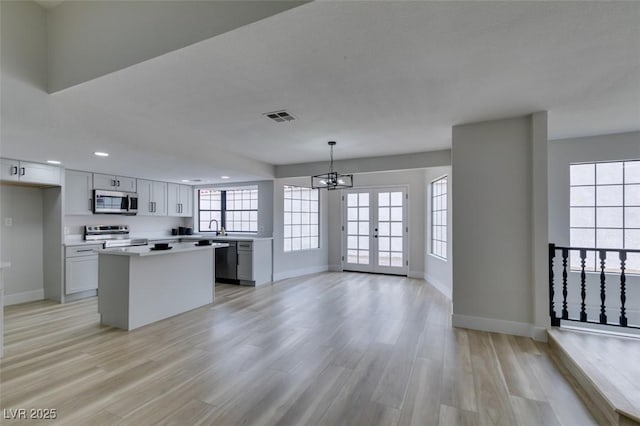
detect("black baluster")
[620,250,627,327]
[549,244,560,326]
[580,249,587,322]
[562,248,569,320]
[599,250,607,324]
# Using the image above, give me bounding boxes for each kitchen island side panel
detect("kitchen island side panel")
[128,248,214,330]
[98,255,130,330]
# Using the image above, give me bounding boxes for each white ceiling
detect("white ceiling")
[7,1,640,182]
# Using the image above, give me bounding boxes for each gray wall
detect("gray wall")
[452,115,543,336]
[0,185,45,303]
[194,180,274,238]
[47,1,308,92]
[272,177,329,280]
[425,166,452,298]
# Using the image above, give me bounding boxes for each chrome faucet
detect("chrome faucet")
[208,219,220,235]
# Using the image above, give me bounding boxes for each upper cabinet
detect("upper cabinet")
[137,179,167,216]
[167,183,193,217]
[1,159,61,186]
[65,170,93,215]
[93,173,136,192]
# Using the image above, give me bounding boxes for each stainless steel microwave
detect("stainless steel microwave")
[93,190,138,215]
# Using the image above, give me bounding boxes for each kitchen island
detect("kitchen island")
[96,242,227,330]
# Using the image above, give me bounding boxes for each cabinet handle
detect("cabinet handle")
[11,165,18,175]
[76,249,94,252]
[116,180,120,187]
[89,198,93,211]
[20,167,25,176]
[149,202,153,212]
[111,179,116,187]
[153,201,156,212]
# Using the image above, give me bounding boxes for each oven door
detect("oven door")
[93,190,130,214]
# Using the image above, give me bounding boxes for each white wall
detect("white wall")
[64,215,187,239]
[425,166,452,298]
[452,114,548,339]
[0,185,45,304]
[548,131,640,326]
[276,150,451,178]
[326,169,427,277]
[272,177,329,281]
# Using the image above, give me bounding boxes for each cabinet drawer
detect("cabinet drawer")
[66,245,102,257]
[237,241,253,251]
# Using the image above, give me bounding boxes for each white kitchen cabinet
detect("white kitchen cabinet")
[237,242,253,281]
[137,179,167,216]
[65,245,101,295]
[65,170,94,215]
[93,173,136,192]
[167,183,193,217]
[1,158,61,186]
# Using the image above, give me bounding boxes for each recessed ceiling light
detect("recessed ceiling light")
[181,179,190,183]
[47,160,61,165]
[221,176,230,179]
[94,151,109,157]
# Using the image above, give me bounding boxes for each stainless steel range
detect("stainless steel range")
[84,225,148,248]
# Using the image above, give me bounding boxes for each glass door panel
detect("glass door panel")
[375,190,406,273]
[344,191,371,272]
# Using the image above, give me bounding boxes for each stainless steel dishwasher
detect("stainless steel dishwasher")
[215,241,238,283]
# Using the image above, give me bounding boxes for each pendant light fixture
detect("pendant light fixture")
[311,141,354,190]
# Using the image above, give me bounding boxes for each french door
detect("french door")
[342,187,408,275]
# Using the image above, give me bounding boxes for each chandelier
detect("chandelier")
[311,141,353,190]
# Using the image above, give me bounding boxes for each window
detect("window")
[570,160,640,273]
[431,176,448,259]
[198,187,258,233]
[284,185,319,251]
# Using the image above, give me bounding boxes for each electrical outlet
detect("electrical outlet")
[4,217,13,227]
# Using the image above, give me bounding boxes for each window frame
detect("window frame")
[430,175,448,260]
[197,186,258,234]
[283,184,320,252]
[569,159,640,274]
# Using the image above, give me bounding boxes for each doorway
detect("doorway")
[342,187,408,275]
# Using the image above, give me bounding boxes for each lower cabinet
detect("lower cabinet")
[237,242,253,282]
[65,245,101,295]
[214,239,272,286]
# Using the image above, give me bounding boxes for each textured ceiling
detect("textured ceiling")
[4,1,639,182]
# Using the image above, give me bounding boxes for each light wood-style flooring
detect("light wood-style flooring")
[2,272,596,425]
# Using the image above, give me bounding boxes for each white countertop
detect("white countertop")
[181,235,274,242]
[95,242,228,257]
[64,234,272,246]
[0,261,10,269]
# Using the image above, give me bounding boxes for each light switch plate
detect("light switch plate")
[4,217,13,227]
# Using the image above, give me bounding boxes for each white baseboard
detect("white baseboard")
[424,273,452,299]
[452,313,547,341]
[5,289,44,306]
[273,265,329,282]
[328,264,343,272]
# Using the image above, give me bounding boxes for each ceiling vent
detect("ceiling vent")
[263,110,296,123]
